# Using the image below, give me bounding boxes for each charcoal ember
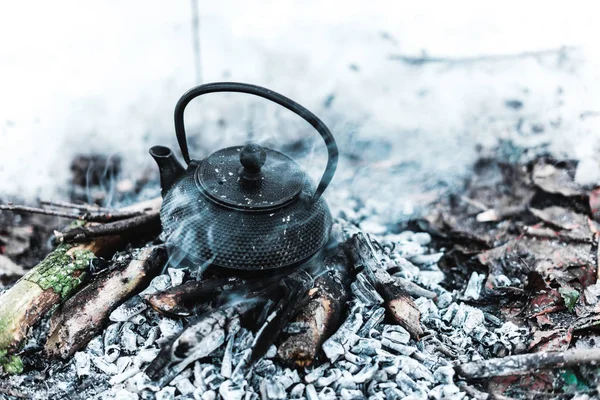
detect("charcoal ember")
[336,360,361,374]
[344,351,372,365]
[254,359,277,377]
[74,351,91,376]
[352,364,378,383]
[259,378,286,399]
[319,387,337,400]
[289,383,305,398]
[144,326,160,348]
[140,274,172,296]
[110,295,149,322]
[305,383,319,400]
[382,324,410,344]
[219,379,246,400]
[414,298,439,321]
[315,368,342,387]
[198,389,217,400]
[394,371,424,397]
[167,267,185,287]
[121,322,138,352]
[156,386,176,400]
[92,355,118,375]
[381,338,416,356]
[110,365,140,385]
[352,273,384,306]
[157,317,183,341]
[87,335,104,356]
[395,241,425,258]
[409,253,443,266]
[321,303,364,362]
[282,321,309,334]
[350,338,381,355]
[463,271,485,300]
[340,388,365,399]
[429,384,462,400]
[334,370,358,391]
[116,356,132,374]
[357,307,385,337]
[433,365,455,384]
[304,362,331,383]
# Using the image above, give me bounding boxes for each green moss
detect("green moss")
[23,244,94,298]
[559,287,579,313]
[0,350,23,375]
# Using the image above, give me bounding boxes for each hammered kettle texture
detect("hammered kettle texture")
[160,171,333,270]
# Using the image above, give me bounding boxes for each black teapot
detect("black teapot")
[150,82,338,271]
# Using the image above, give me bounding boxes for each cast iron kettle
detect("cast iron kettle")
[150,82,338,271]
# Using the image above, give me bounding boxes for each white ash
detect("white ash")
[2,214,528,400]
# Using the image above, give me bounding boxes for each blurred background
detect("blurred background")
[1,0,599,220]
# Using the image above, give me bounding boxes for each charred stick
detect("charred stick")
[144,277,244,317]
[456,348,600,379]
[277,248,352,367]
[56,211,160,243]
[146,300,256,387]
[250,269,314,363]
[40,199,113,212]
[350,232,423,339]
[144,273,288,317]
[393,276,437,300]
[44,246,166,359]
[0,203,145,223]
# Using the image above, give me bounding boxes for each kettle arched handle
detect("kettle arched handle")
[174,82,338,203]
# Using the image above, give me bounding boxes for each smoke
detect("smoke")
[2,1,600,226]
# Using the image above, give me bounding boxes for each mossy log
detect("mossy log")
[0,198,161,371]
[44,245,166,359]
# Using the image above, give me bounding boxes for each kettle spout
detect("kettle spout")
[149,145,185,197]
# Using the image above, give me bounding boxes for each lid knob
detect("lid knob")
[240,143,267,173]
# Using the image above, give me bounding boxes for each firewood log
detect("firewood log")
[44,245,166,359]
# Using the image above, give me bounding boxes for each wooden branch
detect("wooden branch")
[55,212,160,243]
[277,247,352,367]
[44,245,166,359]
[456,348,600,379]
[0,198,162,362]
[349,232,423,339]
[0,203,145,223]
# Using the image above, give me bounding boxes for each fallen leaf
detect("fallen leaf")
[532,162,584,197]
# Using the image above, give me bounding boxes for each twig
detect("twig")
[389,46,577,66]
[0,204,144,223]
[0,204,81,219]
[456,348,600,378]
[55,212,160,243]
[40,200,112,213]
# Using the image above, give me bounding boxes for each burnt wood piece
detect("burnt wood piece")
[250,269,315,363]
[277,247,352,367]
[56,211,161,243]
[350,232,423,339]
[44,246,166,359]
[146,301,256,387]
[456,348,600,379]
[144,273,291,317]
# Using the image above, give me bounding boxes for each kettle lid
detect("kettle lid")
[196,143,305,210]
